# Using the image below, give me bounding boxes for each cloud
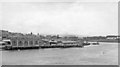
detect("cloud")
[1,2,118,35]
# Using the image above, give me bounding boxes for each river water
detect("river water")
[0,42,118,65]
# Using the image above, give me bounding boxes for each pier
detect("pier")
[1,36,84,50]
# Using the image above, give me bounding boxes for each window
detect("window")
[29,41,33,45]
[6,41,11,45]
[35,41,38,45]
[18,41,23,46]
[12,41,17,46]
[24,41,28,46]
[39,41,44,46]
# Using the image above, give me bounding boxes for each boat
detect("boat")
[88,41,99,45]
[83,41,90,46]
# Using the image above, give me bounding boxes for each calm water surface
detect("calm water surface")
[1,42,118,65]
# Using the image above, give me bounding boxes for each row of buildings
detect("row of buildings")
[0,30,119,49]
[84,35,120,40]
[0,30,120,41]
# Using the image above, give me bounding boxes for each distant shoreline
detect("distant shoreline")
[87,39,120,43]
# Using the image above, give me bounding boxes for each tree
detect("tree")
[30,32,33,35]
[37,33,39,35]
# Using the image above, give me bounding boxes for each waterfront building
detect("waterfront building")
[106,35,120,40]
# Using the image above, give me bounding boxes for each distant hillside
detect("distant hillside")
[1,30,120,43]
[0,30,25,39]
[0,30,83,41]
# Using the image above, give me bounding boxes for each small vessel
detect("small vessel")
[83,41,90,46]
[88,41,99,45]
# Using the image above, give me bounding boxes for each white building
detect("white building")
[106,35,120,40]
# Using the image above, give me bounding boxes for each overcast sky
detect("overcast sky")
[0,0,118,36]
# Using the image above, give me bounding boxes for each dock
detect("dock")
[1,36,84,50]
